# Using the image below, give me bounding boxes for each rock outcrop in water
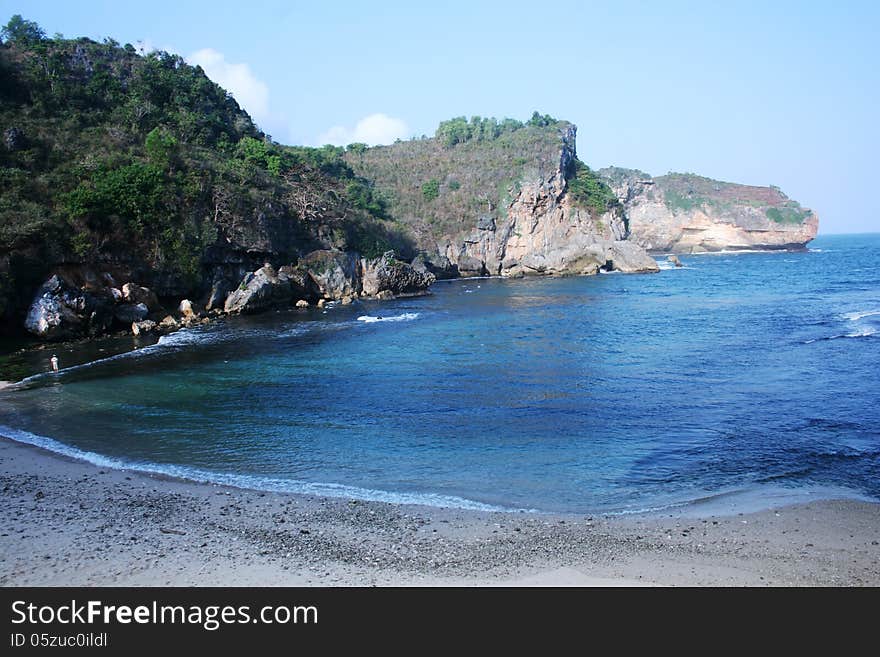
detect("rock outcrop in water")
[225,251,434,313]
[361,251,437,297]
[22,248,435,340]
[224,264,315,315]
[24,273,172,340]
[600,168,818,253]
[299,250,361,301]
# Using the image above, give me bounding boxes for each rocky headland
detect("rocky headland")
[601,167,819,253]
[345,119,659,279]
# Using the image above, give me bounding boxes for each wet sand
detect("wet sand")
[1,437,877,586]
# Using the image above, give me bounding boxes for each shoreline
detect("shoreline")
[1,436,878,586]
[1,424,874,518]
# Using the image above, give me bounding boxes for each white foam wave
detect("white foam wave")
[357,313,420,324]
[842,310,880,322]
[0,425,526,512]
[687,248,799,256]
[603,500,692,517]
[656,261,691,271]
[804,328,877,344]
[156,328,215,347]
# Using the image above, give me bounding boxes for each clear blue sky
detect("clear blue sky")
[4,0,878,233]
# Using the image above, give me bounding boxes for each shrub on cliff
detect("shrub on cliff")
[566,161,618,217]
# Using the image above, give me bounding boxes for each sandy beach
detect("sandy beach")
[0,437,877,587]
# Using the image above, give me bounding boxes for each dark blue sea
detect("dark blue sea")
[1,233,878,514]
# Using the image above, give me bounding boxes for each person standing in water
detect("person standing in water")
[50,354,59,372]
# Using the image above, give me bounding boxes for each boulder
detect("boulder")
[456,255,486,277]
[109,287,123,303]
[178,299,196,319]
[131,319,157,336]
[300,250,361,300]
[158,315,180,331]
[668,254,683,267]
[417,253,458,279]
[114,303,149,324]
[24,275,114,340]
[122,283,161,312]
[224,264,293,314]
[295,299,309,308]
[361,251,436,297]
[604,241,660,273]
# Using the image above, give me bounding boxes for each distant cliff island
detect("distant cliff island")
[0,16,817,342]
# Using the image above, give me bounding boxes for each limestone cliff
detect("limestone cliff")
[346,123,658,277]
[600,168,818,253]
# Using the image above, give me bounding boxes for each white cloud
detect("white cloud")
[187,48,270,123]
[316,113,410,147]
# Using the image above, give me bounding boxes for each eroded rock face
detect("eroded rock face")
[300,250,361,300]
[24,275,114,340]
[600,168,819,253]
[225,265,288,314]
[418,124,646,278]
[205,279,231,311]
[361,251,436,297]
[278,265,320,302]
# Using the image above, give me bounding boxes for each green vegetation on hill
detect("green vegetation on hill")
[655,173,811,222]
[765,206,812,224]
[596,166,653,186]
[0,15,401,329]
[435,111,558,148]
[345,116,578,243]
[566,161,618,216]
[597,168,814,227]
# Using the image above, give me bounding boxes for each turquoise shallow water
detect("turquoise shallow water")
[1,233,878,513]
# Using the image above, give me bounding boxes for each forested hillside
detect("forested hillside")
[0,15,404,332]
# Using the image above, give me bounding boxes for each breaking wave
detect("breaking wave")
[357,313,420,323]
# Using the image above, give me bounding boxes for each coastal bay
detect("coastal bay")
[1,5,878,597]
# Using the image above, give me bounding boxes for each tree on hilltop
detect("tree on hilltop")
[1,15,46,45]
